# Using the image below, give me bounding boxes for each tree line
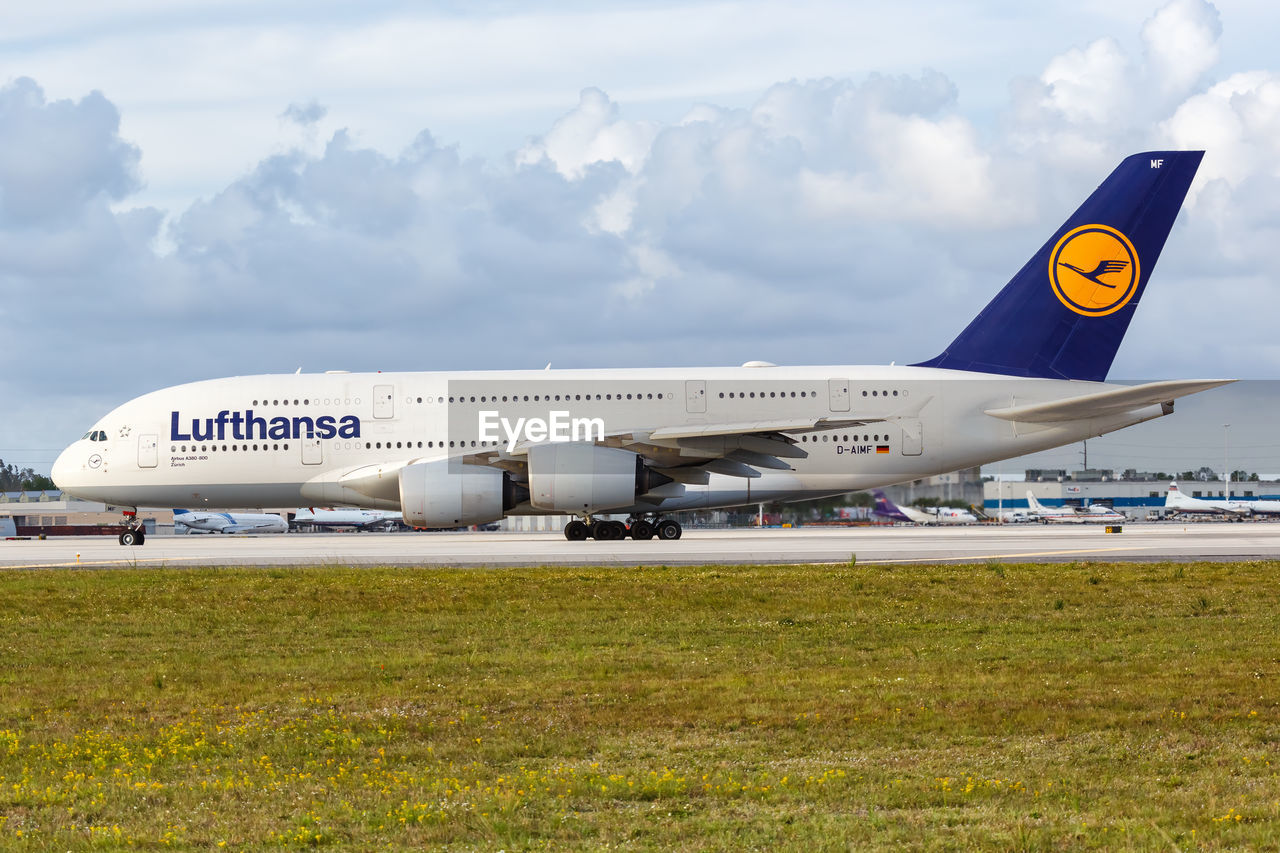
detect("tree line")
[0,460,56,492]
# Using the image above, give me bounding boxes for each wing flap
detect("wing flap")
[648,416,880,440]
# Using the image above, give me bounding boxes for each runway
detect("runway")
[3,522,1280,568]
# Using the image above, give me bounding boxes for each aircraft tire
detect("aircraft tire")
[629,521,654,540]
[656,520,682,540]
[119,530,142,546]
[564,520,588,541]
[596,520,626,540]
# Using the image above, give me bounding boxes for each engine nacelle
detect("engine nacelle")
[527,443,669,512]
[398,460,518,528]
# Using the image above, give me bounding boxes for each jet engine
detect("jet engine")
[527,443,671,512]
[398,460,522,528]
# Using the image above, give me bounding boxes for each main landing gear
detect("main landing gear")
[118,509,146,546]
[563,515,683,542]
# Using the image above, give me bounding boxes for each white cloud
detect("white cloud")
[1038,38,1133,126]
[281,100,326,127]
[1142,0,1222,99]
[799,112,1010,227]
[1163,71,1280,188]
[517,88,659,179]
[0,78,141,226]
[18,0,1280,475]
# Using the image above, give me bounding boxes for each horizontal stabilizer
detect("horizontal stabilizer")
[984,379,1234,424]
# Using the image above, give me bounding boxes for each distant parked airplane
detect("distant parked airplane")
[291,508,404,531]
[1164,482,1280,517]
[1230,496,1280,516]
[1163,482,1249,517]
[871,490,977,525]
[1025,491,1124,524]
[173,509,287,534]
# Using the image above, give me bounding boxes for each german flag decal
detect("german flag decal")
[876,445,890,454]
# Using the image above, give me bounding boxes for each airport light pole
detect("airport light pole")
[1224,423,1231,499]
[998,473,1003,523]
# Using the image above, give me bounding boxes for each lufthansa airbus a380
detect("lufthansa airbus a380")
[54,152,1232,545]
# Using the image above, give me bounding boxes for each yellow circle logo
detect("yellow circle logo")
[1048,224,1140,317]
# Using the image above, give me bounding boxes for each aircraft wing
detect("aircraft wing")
[645,416,882,440]
[983,379,1234,424]
[457,415,891,487]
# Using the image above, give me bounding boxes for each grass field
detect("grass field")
[0,560,1277,850]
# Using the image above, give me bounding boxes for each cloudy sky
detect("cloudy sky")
[5,0,1280,479]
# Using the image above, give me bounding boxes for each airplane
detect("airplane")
[1025,491,1125,524]
[52,151,1234,546]
[993,509,1033,523]
[1228,496,1280,516]
[172,508,288,534]
[871,490,977,525]
[291,507,404,531]
[1164,482,1252,517]
[1024,491,1079,522]
[1073,503,1126,524]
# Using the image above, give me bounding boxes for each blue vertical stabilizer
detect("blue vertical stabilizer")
[913,151,1203,381]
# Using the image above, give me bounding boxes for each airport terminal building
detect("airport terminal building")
[983,470,1280,519]
[0,491,173,535]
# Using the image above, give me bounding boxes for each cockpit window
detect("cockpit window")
[82,430,108,442]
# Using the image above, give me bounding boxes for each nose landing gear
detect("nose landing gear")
[117,509,146,546]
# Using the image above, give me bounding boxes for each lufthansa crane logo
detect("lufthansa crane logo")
[1048,224,1140,317]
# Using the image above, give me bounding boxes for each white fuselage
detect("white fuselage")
[174,510,288,534]
[892,505,977,525]
[292,508,403,529]
[53,365,1173,514]
[1037,506,1126,524]
[1165,485,1251,517]
[928,507,979,524]
[1026,492,1124,524]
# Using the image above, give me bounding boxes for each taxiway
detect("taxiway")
[3,523,1280,568]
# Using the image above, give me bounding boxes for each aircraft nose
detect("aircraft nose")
[51,445,74,490]
[51,442,88,495]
